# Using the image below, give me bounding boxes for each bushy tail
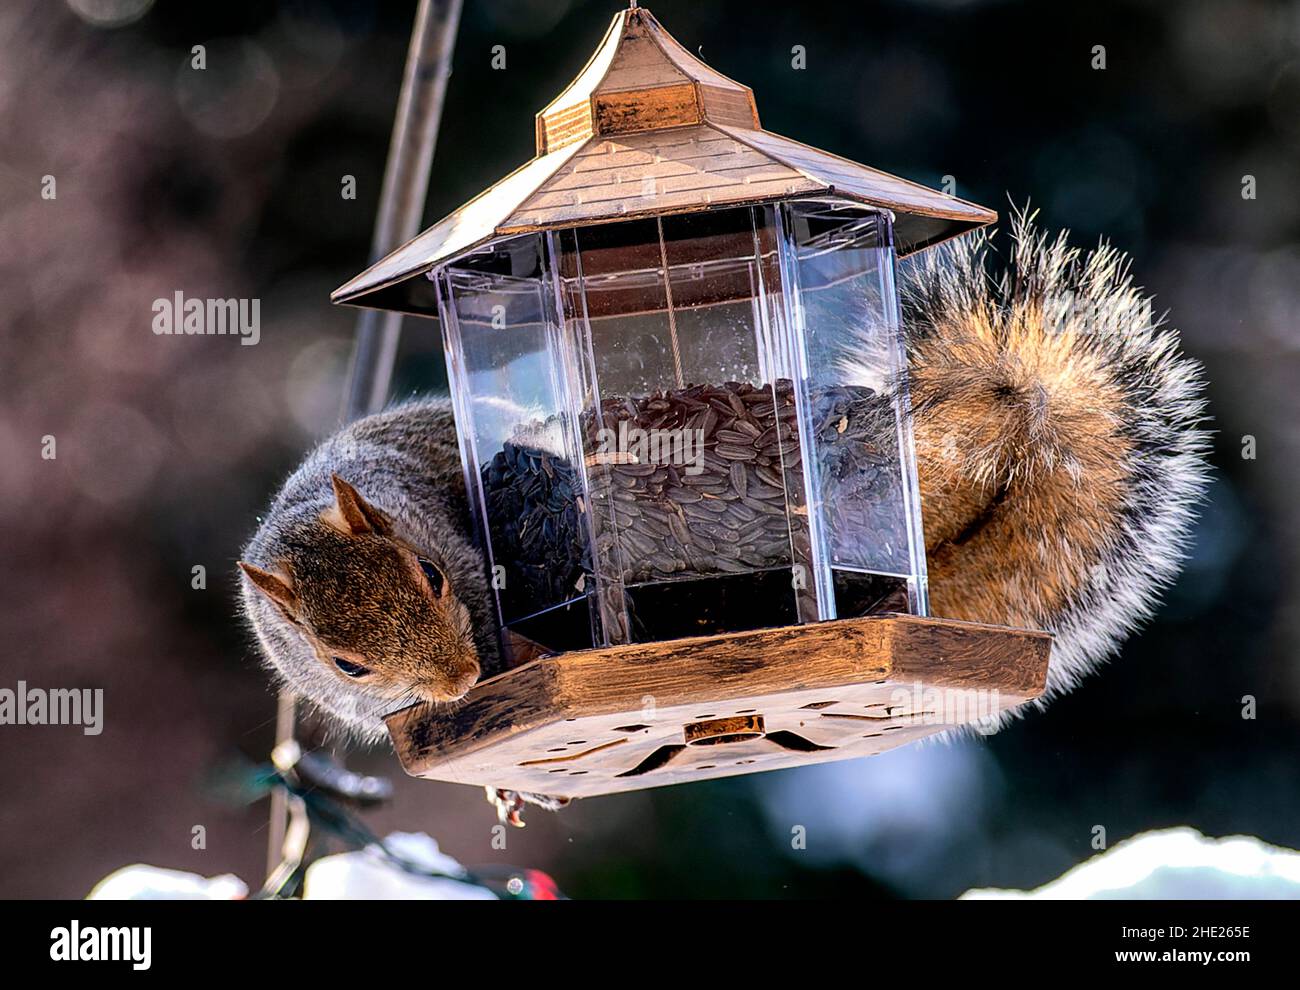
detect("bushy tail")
[895,209,1210,703]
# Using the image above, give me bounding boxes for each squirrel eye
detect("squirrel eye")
[417,558,446,598]
[333,657,370,678]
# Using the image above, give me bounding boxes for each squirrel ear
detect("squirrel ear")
[324,474,389,537]
[239,561,297,613]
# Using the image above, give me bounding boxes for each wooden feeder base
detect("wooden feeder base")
[386,614,1051,799]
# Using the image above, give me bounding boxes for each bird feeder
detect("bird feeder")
[333,5,1050,799]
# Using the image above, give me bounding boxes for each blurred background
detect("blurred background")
[0,0,1296,899]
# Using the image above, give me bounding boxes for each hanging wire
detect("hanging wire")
[656,217,685,388]
[253,743,562,900]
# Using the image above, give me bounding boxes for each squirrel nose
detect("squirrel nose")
[414,659,480,703]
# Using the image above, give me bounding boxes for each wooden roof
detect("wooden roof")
[533,1,760,153]
[333,5,997,311]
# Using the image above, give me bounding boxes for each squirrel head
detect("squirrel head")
[239,474,481,714]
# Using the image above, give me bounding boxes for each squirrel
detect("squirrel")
[241,213,1208,819]
[239,400,565,824]
[239,400,493,731]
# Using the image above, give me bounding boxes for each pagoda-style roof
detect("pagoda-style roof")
[333,5,996,312]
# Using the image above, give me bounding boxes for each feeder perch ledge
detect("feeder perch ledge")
[387,614,1050,798]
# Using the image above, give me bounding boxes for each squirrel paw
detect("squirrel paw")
[485,787,571,828]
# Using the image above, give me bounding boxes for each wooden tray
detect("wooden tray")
[386,614,1051,799]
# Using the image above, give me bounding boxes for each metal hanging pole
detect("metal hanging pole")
[342,0,465,422]
[266,0,464,881]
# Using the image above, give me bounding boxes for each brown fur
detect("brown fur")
[898,211,1210,701]
[913,310,1134,627]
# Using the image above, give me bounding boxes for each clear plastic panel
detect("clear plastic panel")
[555,207,814,644]
[778,201,929,616]
[437,234,595,651]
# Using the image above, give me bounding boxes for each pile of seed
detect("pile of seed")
[808,384,909,566]
[481,443,589,619]
[480,379,902,621]
[589,380,803,586]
